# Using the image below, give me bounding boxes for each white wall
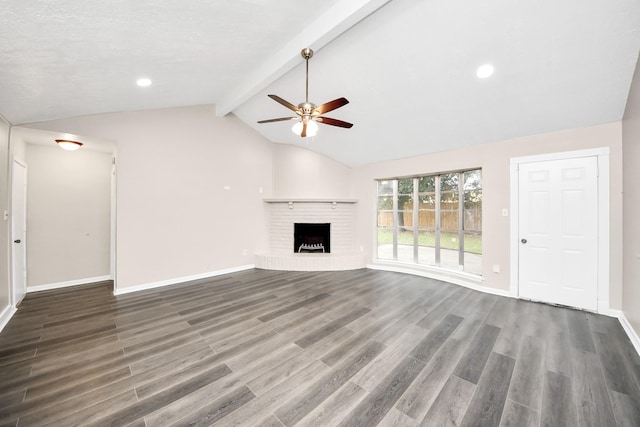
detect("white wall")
[26,105,274,291]
[353,122,624,309]
[622,55,640,335]
[272,143,353,199]
[10,131,26,163]
[0,116,10,323]
[25,144,112,287]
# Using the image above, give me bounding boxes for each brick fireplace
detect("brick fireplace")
[255,199,366,271]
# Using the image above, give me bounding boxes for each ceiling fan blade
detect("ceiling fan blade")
[316,116,354,128]
[268,94,300,114]
[257,117,297,124]
[301,121,308,137]
[314,97,349,115]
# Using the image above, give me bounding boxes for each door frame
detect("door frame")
[509,147,610,313]
[110,157,117,288]
[11,157,28,306]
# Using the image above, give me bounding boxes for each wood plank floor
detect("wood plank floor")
[1,269,639,426]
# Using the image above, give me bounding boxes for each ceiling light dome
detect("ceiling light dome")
[55,139,83,151]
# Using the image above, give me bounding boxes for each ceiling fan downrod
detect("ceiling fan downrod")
[302,48,313,104]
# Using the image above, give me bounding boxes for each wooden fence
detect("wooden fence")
[378,204,482,231]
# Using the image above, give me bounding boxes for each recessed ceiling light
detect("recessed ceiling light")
[136,78,152,87]
[476,64,494,79]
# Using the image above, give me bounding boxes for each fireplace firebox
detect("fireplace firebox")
[294,223,330,253]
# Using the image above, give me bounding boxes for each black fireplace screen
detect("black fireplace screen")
[294,223,331,253]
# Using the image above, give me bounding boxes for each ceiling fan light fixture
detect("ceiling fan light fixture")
[55,139,83,151]
[292,119,318,137]
[258,47,353,137]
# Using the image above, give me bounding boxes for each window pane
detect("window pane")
[440,173,459,236]
[463,198,482,232]
[398,192,414,230]
[418,228,436,266]
[464,232,482,274]
[464,170,481,192]
[440,175,459,227]
[378,180,393,195]
[377,179,395,260]
[417,178,436,266]
[440,173,460,270]
[397,228,415,262]
[377,227,394,260]
[377,195,393,210]
[418,176,435,193]
[463,170,482,273]
[377,210,393,227]
[418,194,436,228]
[398,179,413,228]
[440,173,459,192]
[439,232,460,270]
[398,178,413,195]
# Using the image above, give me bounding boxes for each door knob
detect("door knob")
[521,238,527,244]
[14,239,21,243]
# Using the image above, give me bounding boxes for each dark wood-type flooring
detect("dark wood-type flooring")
[1,269,639,426]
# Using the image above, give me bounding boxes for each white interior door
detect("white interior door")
[12,159,27,306]
[518,156,598,310]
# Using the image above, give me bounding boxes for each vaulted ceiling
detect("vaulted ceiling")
[1,0,639,166]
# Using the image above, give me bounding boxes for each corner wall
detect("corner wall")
[26,105,274,292]
[622,55,640,337]
[353,122,624,310]
[272,143,353,199]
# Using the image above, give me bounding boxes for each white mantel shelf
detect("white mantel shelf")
[263,198,358,203]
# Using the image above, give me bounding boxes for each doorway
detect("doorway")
[11,159,27,306]
[8,127,116,296]
[510,148,610,312]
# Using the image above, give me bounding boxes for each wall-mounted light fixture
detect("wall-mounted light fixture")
[55,139,83,151]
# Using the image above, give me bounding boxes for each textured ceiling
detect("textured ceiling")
[0,0,344,123]
[2,0,639,166]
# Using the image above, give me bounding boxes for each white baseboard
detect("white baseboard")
[600,307,621,318]
[617,311,640,357]
[27,275,112,293]
[0,304,17,333]
[366,262,510,298]
[113,265,255,296]
[591,309,640,356]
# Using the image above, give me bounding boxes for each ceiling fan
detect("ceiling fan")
[257,48,353,138]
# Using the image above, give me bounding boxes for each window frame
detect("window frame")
[375,168,482,275]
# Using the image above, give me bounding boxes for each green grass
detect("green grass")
[377,228,482,254]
